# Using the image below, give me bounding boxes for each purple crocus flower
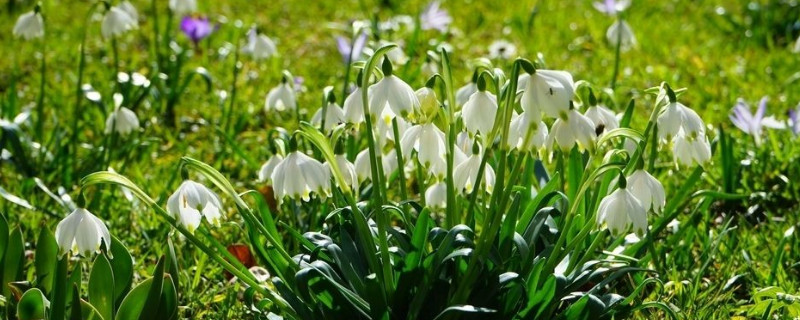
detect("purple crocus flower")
[593,0,630,16]
[180,16,213,44]
[730,97,785,145]
[420,1,452,32]
[336,31,367,65]
[789,104,800,136]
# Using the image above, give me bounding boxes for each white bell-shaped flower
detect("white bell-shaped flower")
[462,90,498,137]
[596,180,647,236]
[55,208,112,257]
[13,11,44,40]
[105,94,140,136]
[425,181,448,210]
[311,102,346,133]
[454,150,496,194]
[658,94,705,141]
[521,70,574,119]
[416,86,439,121]
[584,105,619,136]
[119,1,139,22]
[429,146,467,180]
[455,82,478,107]
[606,20,636,51]
[343,87,365,124]
[456,131,475,155]
[508,112,548,151]
[167,180,224,232]
[672,132,711,166]
[375,108,410,148]
[169,0,197,16]
[243,29,277,60]
[265,82,297,112]
[401,123,446,168]
[368,59,419,119]
[547,108,596,151]
[325,154,358,191]
[258,154,283,183]
[271,151,332,203]
[354,149,399,182]
[627,169,666,214]
[102,6,136,39]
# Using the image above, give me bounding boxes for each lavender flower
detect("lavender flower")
[180,16,213,44]
[593,0,630,16]
[789,104,800,136]
[420,1,452,32]
[730,97,785,145]
[335,31,367,64]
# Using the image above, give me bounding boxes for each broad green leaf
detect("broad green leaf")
[89,255,115,320]
[139,257,166,320]
[3,227,25,299]
[17,288,48,320]
[35,228,58,295]
[0,212,8,270]
[110,236,134,305]
[432,305,496,320]
[49,258,69,320]
[116,278,153,320]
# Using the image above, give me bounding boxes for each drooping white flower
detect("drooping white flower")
[456,131,475,155]
[105,94,140,136]
[521,70,575,119]
[324,154,358,191]
[425,181,448,210]
[416,86,439,120]
[102,6,136,38]
[488,40,517,60]
[400,123,446,168]
[343,87,365,124]
[166,180,224,232]
[584,105,619,136]
[508,112,549,151]
[375,108,410,147]
[258,154,283,183]
[429,146,467,180]
[368,67,419,119]
[119,1,139,22]
[606,20,636,51]
[462,90,498,137]
[55,208,112,256]
[265,82,297,112]
[311,102,346,133]
[271,151,332,203]
[354,149,399,182]
[594,0,631,16]
[658,99,705,141]
[455,82,478,107]
[596,184,647,236]
[13,11,44,40]
[169,0,197,16]
[672,133,711,166]
[454,152,496,194]
[243,28,277,60]
[547,109,596,151]
[627,170,666,214]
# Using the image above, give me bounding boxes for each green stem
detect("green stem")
[36,37,47,143]
[610,18,622,89]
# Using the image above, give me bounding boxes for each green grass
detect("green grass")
[2,0,800,318]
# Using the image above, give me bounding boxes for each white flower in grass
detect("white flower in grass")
[462,90,498,137]
[272,151,332,203]
[55,208,111,257]
[401,123,447,168]
[658,92,705,141]
[265,81,297,112]
[508,112,548,151]
[258,154,283,183]
[606,20,636,51]
[429,146,467,180]
[375,108,410,147]
[672,133,711,166]
[102,6,136,38]
[521,70,575,119]
[584,105,619,136]
[243,28,277,60]
[354,149,399,182]
[456,131,475,155]
[454,151,496,194]
[627,170,666,214]
[13,11,44,40]
[343,87,365,124]
[596,180,647,236]
[167,180,224,232]
[416,86,440,121]
[594,0,631,15]
[311,102,346,133]
[455,81,478,107]
[119,1,139,22]
[488,40,517,60]
[368,59,419,120]
[169,0,197,16]
[425,181,448,210]
[105,94,139,136]
[324,154,358,191]
[547,108,596,151]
